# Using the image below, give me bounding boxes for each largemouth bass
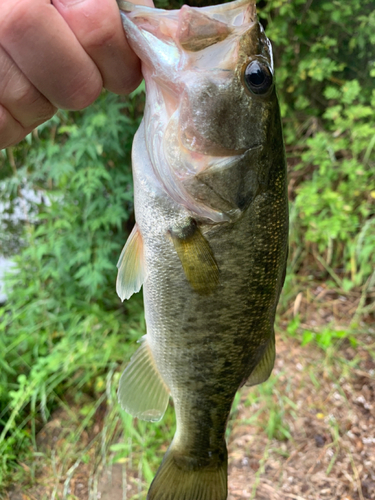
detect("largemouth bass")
[116,1,288,499]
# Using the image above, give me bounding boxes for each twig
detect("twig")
[351,271,375,325]
[349,451,364,500]
[63,458,82,499]
[314,252,343,289]
[6,147,17,174]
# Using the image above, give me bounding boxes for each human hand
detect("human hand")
[0,0,154,149]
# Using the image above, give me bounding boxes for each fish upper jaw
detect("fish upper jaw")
[120,0,260,90]
[120,0,274,158]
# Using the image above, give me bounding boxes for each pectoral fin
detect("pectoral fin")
[168,219,219,296]
[246,335,275,386]
[116,224,145,301]
[118,336,170,422]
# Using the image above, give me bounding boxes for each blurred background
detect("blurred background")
[0,0,374,498]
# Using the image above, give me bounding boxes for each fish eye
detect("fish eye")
[242,60,273,96]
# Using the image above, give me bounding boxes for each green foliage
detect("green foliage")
[0,90,144,485]
[260,0,375,291]
[110,403,176,484]
[0,0,374,491]
[243,375,294,442]
[293,82,375,289]
[286,315,357,351]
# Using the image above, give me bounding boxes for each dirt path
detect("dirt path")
[227,336,375,500]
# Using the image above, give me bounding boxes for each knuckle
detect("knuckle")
[2,0,39,39]
[26,104,57,129]
[15,82,41,107]
[85,25,118,52]
[0,106,25,149]
[40,103,57,122]
[60,75,102,110]
[1,79,57,127]
[106,72,143,96]
[19,89,57,123]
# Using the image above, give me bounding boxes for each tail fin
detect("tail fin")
[147,445,228,500]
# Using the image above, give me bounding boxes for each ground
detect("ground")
[5,285,375,500]
[98,332,375,500]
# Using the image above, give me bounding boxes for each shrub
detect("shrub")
[259,0,375,290]
[0,89,144,483]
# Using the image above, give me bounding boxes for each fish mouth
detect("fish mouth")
[188,141,262,160]
[208,143,262,157]
[204,143,263,170]
[180,142,263,178]
[177,143,263,182]
[181,131,262,158]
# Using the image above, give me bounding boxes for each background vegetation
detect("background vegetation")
[0,0,374,493]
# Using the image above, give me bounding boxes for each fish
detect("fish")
[115,0,289,499]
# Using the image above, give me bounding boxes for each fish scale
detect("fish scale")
[116,1,288,498]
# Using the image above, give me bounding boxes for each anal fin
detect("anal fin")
[116,224,145,301]
[118,337,170,422]
[246,335,275,387]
